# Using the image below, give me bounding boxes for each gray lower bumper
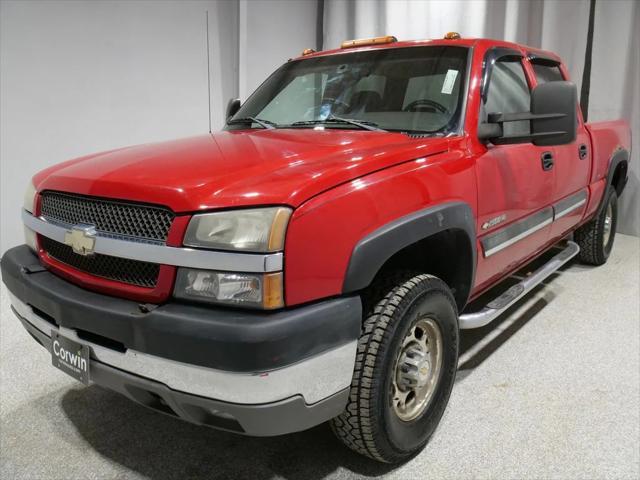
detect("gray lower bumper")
[12,299,352,436]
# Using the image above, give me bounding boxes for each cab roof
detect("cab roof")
[294,37,562,65]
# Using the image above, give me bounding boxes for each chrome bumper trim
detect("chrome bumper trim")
[9,292,356,404]
[22,210,283,272]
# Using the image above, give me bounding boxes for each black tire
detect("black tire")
[330,273,459,463]
[574,188,618,265]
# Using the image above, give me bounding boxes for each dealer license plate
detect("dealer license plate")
[51,332,90,385]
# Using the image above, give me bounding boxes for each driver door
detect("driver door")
[474,52,555,290]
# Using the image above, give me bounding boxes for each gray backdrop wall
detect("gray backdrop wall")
[1,0,637,255]
[0,0,317,253]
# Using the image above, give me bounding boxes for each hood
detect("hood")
[34,130,450,212]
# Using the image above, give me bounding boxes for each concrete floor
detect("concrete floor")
[1,234,639,480]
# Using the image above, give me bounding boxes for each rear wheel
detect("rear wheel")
[331,274,458,463]
[575,188,618,265]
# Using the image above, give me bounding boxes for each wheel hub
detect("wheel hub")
[397,348,431,389]
[391,317,443,422]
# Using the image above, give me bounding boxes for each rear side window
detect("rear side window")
[483,58,531,135]
[532,63,564,84]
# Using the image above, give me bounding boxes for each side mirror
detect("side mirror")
[226,98,241,121]
[530,81,577,146]
[478,81,577,146]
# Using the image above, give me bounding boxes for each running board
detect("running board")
[459,241,580,329]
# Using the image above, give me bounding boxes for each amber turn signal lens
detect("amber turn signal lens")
[263,272,284,309]
[267,207,291,252]
[341,35,397,49]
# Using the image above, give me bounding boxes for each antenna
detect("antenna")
[206,10,212,133]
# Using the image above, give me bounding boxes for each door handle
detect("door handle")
[541,151,554,171]
[578,144,588,159]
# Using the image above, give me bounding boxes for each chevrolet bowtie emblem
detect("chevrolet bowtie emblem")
[64,225,97,256]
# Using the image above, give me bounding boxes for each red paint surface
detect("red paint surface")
[29,38,631,306]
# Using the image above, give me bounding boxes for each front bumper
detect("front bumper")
[2,245,361,436]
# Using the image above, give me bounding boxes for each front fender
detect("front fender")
[342,202,476,297]
[282,149,477,306]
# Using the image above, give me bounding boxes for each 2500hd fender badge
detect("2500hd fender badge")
[64,225,97,256]
[482,214,507,230]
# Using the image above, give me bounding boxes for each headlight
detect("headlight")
[184,207,291,252]
[174,269,284,309]
[23,180,36,213]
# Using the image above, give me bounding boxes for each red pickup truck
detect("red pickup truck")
[2,35,631,463]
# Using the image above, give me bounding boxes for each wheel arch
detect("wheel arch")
[342,202,476,311]
[604,148,629,201]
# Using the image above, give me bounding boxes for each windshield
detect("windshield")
[229,46,469,135]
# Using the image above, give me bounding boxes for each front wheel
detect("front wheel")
[575,188,618,265]
[331,274,459,463]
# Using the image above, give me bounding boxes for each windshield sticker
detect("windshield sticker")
[441,69,459,95]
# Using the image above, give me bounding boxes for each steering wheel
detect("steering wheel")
[403,99,449,114]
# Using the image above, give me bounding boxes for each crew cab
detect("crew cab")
[1,34,631,463]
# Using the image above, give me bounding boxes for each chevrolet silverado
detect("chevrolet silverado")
[1,34,631,462]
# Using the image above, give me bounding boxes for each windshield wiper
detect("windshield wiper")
[329,115,386,131]
[290,116,386,132]
[227,117,277,129]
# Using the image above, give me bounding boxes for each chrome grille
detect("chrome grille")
[40,192,174,242]
[41,236,160,288]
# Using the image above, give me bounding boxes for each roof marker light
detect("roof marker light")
[301,48,316,56]
[444,32,461,39]
[341,35,397,49]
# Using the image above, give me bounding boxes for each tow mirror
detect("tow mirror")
[226,98,241,121]
[530,81,577,146]
[478,81,577,146]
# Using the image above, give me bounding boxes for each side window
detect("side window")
[532,62,564,84]
[484,58,531,135]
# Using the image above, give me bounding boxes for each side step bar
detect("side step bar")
[459,241,580,329]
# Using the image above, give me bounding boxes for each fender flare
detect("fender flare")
[598,148,629,214]
[342,202,477,305]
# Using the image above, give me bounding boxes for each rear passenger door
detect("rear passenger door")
[474,51,554,289]
[529,57,591,238]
